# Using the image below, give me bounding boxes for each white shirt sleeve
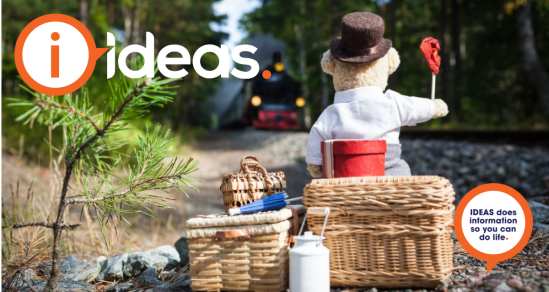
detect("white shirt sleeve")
[305,110,331,165]
[387,90,435,126]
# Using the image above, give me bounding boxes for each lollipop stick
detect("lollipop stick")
[431,74,436,100]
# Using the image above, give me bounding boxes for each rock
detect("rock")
[60,255,86,273]
[174,236,190,267]
[98,253,129,281]
[483,273,506,289]
[123,245,180,278]
[167,278,192,292]
[20,280,95,292]
[507,278,523,290]
[529,201,549,223]
[99,246,180,281]
[60,255,101,282]
[135,268,160,285]
[144,288,170,292]
[494,282,513,292]
[528,201,549,231]
[149,245,180,271]
[106,282,133,292]
[94,256,108,264]
[6,270,42,290]
[157,276,192,292]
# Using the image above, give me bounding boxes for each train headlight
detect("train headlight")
[275,62,284,72]
[251,96,262,107]
[296,97,306,107]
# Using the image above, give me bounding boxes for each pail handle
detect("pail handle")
[298,207,330,246]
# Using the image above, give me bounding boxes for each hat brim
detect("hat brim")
[330,37,392,64]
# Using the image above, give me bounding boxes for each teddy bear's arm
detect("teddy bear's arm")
[307,163,323,178]
[389,90,449,125]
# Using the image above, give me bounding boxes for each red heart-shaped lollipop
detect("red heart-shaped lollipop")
[420,37,441,75]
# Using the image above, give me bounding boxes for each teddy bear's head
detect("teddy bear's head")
[321,47,400,92]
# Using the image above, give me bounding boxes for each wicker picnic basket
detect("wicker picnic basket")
[186,205,305,292]
[303,176,455,288]
[220,156,286,212]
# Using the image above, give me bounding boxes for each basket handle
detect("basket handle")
[298,207,330,246]
[240,155,261,170]
[239,156,274,195]
[215,230,250,239]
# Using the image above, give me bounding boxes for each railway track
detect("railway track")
[274,128,549,146]
[398,129,549,146]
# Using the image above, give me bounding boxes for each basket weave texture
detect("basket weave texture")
[303,176,455,288]
[187,206,304,292]
[220,156,286,212]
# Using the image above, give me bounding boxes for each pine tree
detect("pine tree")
[3,68,199,292]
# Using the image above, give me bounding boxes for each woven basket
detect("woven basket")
[187,206,304,292]
[220,156,286,212]
[303,176,455,288]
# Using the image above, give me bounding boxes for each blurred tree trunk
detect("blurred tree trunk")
[122,4,132,47]
[331,0,338,37]
[313,3,328,110]
[517,1,549,114]
[80,0,88,27]
[441,0,452,120]
[451,0,461,121]
[108,0,114,26]
[388,0,398,91]
[132,0,142,45]
[295,0,308,100]
[153,1,161,49]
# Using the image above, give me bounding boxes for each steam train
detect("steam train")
[242,52,304,129]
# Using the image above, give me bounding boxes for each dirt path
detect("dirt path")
[180,129,311,219]
[1,129,312,255]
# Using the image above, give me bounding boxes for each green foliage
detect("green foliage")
[2,0,227,160]
[7,65,199,244]
[242,0,549,128]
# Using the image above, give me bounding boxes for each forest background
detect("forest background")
[3,0,549,157]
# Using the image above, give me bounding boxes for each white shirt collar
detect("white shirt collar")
[334,86,384,104]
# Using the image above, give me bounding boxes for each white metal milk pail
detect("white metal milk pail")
[289,207,330,292]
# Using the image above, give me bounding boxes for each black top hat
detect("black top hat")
[330,12,392,64]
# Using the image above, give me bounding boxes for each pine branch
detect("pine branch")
[65,173,186,205]
[98,80,149,137]
[6,70,183,292]
[2,222,80,230]
[36,100,99,132]
[132,145,155,189]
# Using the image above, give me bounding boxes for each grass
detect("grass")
[1,149,187,263]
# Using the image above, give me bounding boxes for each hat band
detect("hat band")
[342,42,380,56]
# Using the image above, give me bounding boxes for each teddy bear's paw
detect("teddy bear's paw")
[307,163,323,178]
[433,99,449,118]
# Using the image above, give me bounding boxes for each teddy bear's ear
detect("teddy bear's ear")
[387,47,400,75]
[321,50,336,75]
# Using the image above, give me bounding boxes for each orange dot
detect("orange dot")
[506,238,508,240]
[51,32,60,41]
[262,70,271,79]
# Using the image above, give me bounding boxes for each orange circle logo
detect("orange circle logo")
[14,14,108,96]
[454,183,533,273]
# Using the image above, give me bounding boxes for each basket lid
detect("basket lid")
[185,219,298,239]
[186,204,305,229]
[321,140,386,154]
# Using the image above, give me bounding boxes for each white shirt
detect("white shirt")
[305,86,434,165]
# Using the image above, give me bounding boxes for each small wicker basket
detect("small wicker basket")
[303,176,455,288]
[186,206,304,292]
[220,156,286,212]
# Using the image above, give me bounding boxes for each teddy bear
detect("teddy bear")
[306,11,449,178]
